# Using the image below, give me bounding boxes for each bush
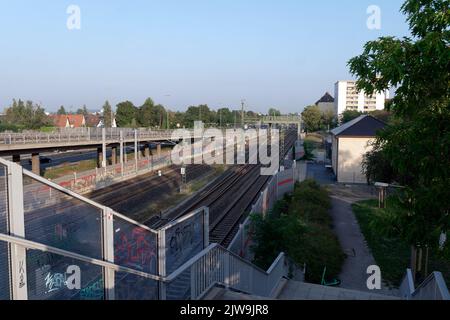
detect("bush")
[250,180,345,284]
[0,123,23,132]
[301,141,315,161]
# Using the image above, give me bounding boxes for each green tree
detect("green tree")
[116,101,138,127]
[102,101,113,127]
[301,105,322,133]
[217,107,234,127]
[138,98,166,128]
[268,108,281,117]
[76,105,88,116]
[369,110,392,123]
[321,109,337,131]
[4,99,50,130]
[183,104,212,127]
[341,110,363,124]
[348,0,450,252]
[57,105,67,115]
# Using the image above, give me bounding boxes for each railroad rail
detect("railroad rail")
[148,130,298,246]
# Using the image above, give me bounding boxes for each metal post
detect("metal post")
[158,230,167,300]
[203,207,210,248]
[134,130,138,174]
[120,131,124,177]
[102,207,115,300]
[7,162,28,300]
[102,128,107,168]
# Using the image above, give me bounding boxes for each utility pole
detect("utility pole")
[167,110,170,130]
[241,99,245,128]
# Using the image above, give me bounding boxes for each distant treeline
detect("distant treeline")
[1,98,286,132]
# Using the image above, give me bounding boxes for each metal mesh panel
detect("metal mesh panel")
[26,249,104,300]
[0,165,11,300]
[0,240,11,300]
[114,272,158,300]
[113,217,158,275]
[23,176,103,259]
[0,164,8,234]
[164,211,205,274]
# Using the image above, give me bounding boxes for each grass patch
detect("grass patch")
[43,159,97,179]
[133,165,228,222]
[353,199,450,288]
[251,180,345,284]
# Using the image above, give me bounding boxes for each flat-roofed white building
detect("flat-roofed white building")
[334,80,389,115]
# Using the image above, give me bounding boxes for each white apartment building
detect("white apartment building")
[334,80,389,115]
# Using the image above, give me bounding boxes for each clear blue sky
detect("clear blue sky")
[0,0,410,114]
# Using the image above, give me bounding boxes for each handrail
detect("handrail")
[412,271,450,300]
[164,242,285,283]
[2,155,167,235]
[0,233,161,281]
[400,268,415,299]
[164,243,219,282]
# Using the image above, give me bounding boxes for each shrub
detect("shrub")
[250,180,344,284]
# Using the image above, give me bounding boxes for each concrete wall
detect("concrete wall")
[335,137,374,184]
[318,102,335,114]
[331,135,339,176]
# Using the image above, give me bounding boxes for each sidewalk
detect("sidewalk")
[306,163,398,296]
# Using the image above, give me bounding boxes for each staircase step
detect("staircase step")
[277,281,400,300]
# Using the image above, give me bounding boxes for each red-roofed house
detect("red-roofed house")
[51,114,86,128]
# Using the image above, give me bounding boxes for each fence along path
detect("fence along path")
[0,152,290,300]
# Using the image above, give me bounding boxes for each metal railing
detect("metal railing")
[0,156,290,300]
[165,243,288,300]
[0,128,181,146]
[400,268,450,300]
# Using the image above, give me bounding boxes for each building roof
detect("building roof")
[85,114,101,127]
[331,115,386,137]
[315,92,335,105]
[51,114,85,128]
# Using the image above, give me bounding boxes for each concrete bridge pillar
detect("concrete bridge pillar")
[111,146,118,165]
[157,144,162,158]
[97,147,103,168]
[31,153,40,175]
[12,154,20,163]
[144,144,151,158]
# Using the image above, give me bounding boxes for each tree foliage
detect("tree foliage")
[102,101,113,127]
[57,106,67,115]
[301,105,322,132]
[341,110,363,124]
[116,101,138,127]
[76,105,89,116]
[3,99,50,130]
[251,180,344,284]
[348,0,450,249]
[268,108,281,116]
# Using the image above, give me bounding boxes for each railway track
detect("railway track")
[149,130,298,247]
[210,131,297,246]
[89,164,212,214]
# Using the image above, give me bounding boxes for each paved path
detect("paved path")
[306,163,398,297]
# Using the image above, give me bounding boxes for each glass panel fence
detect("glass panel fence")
[113,216,158,275]
[164,211,205,275]
[114,272,158,300]
[0,241,10,300]
[26,249,104,300]
[23,175,103,260]
[0,164,8,234]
